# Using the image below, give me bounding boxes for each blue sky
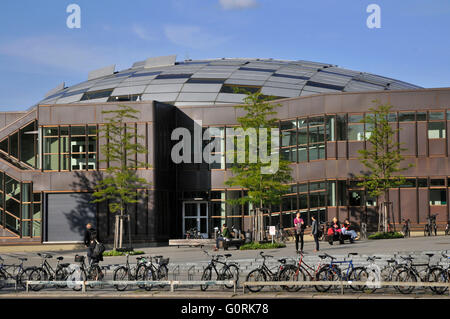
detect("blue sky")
[0,0,449,110]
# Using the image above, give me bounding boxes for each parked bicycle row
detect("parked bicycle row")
[245,251,450,295]
[0,252,170,292]
[1,250,449,295]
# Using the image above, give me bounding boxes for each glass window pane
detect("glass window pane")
[88,125,97,135]
[416,112,427,121]
[44,137,58,153]
[428,122,446,138]
[280,120,297,131]
[326,116,336,141]
[33,203,41,219]
[9,132,18,158]
[429,112,444,121]
[5,213,20,235]
[32,220,41,237]
[0,138,8,153]
[5,176,20,200]
[44,154,59,170]
[60,126,69,136]
[20,122,37,167]
[349,114,363,123]
[336,115,347,140]
[22,183,30,202]
[430,189,446,205]
[348,124,365,141]
[43,127,58,136]
[22,221,31,237]
[398,112,415,122]
[22,204,30,219]
[71,126,86,136]
[71,136,86,153]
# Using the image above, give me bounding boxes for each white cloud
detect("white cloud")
[164,25,230,49]
[131,24,158,41]
[219,0,259,10]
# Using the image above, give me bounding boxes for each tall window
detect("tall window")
[42,125,97,171]
[428,111,446,139]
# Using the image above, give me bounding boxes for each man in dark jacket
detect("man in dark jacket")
[311,216,320,252]
[84,223,98,265]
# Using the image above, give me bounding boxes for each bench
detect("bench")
[222,239,244,250]
[168,239,214,248]
[326,232,353,245]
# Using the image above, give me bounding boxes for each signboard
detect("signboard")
[269,226,276,236]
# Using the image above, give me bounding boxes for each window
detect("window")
[348,114,365,141]
[336,115,347,140]
[428,122,446,139]
[398,112,415,122]
[80,89,113,101]
[155,73,192,79]
[220,84,261,94]
[107,94,142,102]
[349,191,363,206]
[430,189,446,205]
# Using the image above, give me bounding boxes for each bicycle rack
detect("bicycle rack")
[187,265,195,281]
[172,265,180,281]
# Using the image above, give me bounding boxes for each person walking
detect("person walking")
[83,223,98,265]
[294,212,305,253]
[311,216,320,252]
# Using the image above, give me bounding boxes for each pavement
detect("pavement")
[0,235,448,298]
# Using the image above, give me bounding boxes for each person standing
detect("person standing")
[83,223,97,265]
[311,216,320,252]
[294,212,305,253]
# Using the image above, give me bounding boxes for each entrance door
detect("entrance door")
[182,201,208,238]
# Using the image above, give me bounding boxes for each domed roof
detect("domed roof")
[39,56,421,107]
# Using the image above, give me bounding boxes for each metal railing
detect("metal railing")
[24,279,237,293]
[241,280,450,295]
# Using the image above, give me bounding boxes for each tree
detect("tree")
[357,101,413,232]
[92,104,150,250]
[224,92,292,242]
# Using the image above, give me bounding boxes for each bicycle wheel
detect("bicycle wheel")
[55,266,69,288]
[222,264,239,289]
[200,267,212,291]
[426,267,448,295]
[0,270,7,290]
[315,265,340,292]
[28,268,48,291]
[245,268,266,293]
[17,267,35,289]
[348,266,366,291]
[136,264,148,289]
[395,269,417,294]
[66,265,86,291]
[157,265,169,288]
[280,265,306,292]
[424,225,429,237]
[357,268,380,293]
[88,265,103,289]
[113,266,130,291]
[144,267,155,291]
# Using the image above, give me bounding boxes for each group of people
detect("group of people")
[294,214,358,253]
[212,215,359,253]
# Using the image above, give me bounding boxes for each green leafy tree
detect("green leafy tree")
[357,101,413,232]
[225,92,292,241]
[92,104,150,249]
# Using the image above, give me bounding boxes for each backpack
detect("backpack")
[93,240,105,257]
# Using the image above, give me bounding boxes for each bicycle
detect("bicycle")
[141,255,170,291]
[356,256,383,293]
[66,254,104,291]
[200,250,239,291]
[445,221,449,236]
[401,219,411,238]
[186,228,202,239]
[113,254,148,291]
[28,253,71,291]
[314,253,366,292]
[279,251,328,292]
[424,215,437,236]
[245,251,292,293]
[427,253,450,295]
[0,256,35,290]
[394,254,444,294]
